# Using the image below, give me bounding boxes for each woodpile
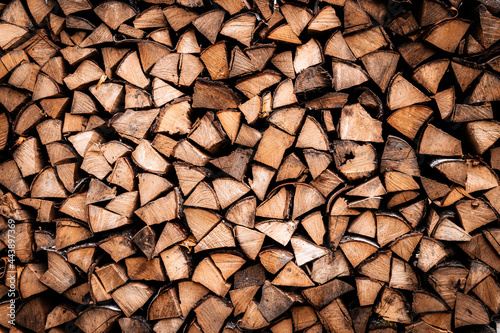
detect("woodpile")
[0,0,499,331]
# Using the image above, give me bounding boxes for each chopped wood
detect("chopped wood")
[0,0,499,331]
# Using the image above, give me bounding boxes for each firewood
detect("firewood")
[452,103,493,122]
[137,42,170,74]
[116,52,149,88]
[212,177,249,209]
[75,307,120,333]
[427,263,468,310]
[118,24,146,39]
[225,196,256,228]
[229,46,256,78]
[297,115,329,151]
[308,6,341,33]
[19,262,47,298]
[39,250,76,293]
[153,318,184,333]
[425,19,470,53]
[356,278,383,306]
[324,31,355,62]
[132,140,171,174]
[192,10,225,44]
[151,134,177,158]
[272,78,297,108]
[456,199,497,233]
[276,153,306,182]
[1,0,32,28]
[173,162,207,196]
[66,17,94,32]
[318,298,354,332]
[387,72,431,111]
[16,295,54,333]
[301,211,325,246]
[455,292,490,328]
[254,126,295,169]
[332,140,377,180]
[66,245,97,273]
[459,233,500,272]
[267,106,305,136]
[9,62,40,92]
[219,13,255,47]
[45,304,77,330]
[14,103,45,136]
[159,245,191,281]
[421,312,452,331]
[358,249,391,283]
[192,78,239,109]
[64,60,104,90]
[194,222,235,252]
[346,211,374,238]
[194,296,233,333]
[94,1,135,30]
[344,27,388,59]
[135,189,180,226]
[54,218,91,250]
[338,103,382,142]
[32,73,61,101]
[89,83,124,113]
[106,157,135,191]
[374,287,411,324]
[389,107,431,141]
[258,247,293,274]
[256,219,298,245]
[245,44,275,71]
[210,252,244,280]
[464,260,492,294]
[271,51,296,78]
[185,181,219,210]
[153,101,192,137]
[154,222,187,255]
[294,66,332,93]
[466,120,500,155]
[470,275,500,313]
[19,198,56,223]
[118,317,151,333]
[291,235,328,265]
[68,92,95,116]
[112,282,155,317]
[327,213,348,249]
[256,280,293,322]
[390,256,418,290]
[236,71,281,99]
[192,257,231,296]
[162,6,195,32]
[302,150,331,180]
[238,300,268,330]
[272,260,314,287]
[332,61,369,91]
[340,236,378,268]
[237,96,260,125]
[63,113,87,134]
[303,279,353,308]
[184,207,221,241]
[419,124,463,156]
[0,0,498,331]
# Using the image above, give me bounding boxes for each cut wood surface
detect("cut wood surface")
[0,0,499,332]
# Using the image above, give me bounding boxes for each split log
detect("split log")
[0,0,498,332]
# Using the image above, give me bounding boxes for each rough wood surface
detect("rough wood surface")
[0,0,499,332]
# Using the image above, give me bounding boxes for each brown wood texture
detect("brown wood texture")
[0,0,499,332]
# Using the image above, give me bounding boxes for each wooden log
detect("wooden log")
[0,0,498,331]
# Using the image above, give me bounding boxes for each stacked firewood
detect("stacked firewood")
[0,0,499,331]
